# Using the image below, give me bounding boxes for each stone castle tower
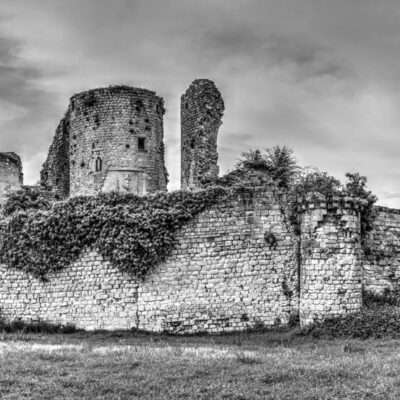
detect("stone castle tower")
[181,79,224,190]
[0,153,23,204]
[41,86,168,197]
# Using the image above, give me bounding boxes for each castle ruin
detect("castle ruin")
[0,80,400,333]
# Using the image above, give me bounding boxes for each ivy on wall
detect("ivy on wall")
[0,187,227,278]
[2,185,56,216]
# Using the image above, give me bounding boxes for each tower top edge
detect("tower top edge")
[70,85,163,103]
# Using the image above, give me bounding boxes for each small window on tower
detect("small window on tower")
[138,137,146,151]
[95,157,102,172]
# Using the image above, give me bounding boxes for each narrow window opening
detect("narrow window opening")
[95,157,102,172]
[125,144,130,149]
[138,137,146,151]
[190,138,195,149]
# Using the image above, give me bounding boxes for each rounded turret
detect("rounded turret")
[42,85,168,198]
[68,86,168,196]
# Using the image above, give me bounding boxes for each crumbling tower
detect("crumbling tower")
[41,86,168,197]
[181,79,224,190]
[0,152,23,204]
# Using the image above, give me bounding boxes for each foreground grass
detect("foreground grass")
[1,329,400,399]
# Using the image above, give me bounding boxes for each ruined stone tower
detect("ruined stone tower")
[0,152,23,204]
[181,79,224,190]
[41,86,168,197]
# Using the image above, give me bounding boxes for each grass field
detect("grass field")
[1,329,400,399]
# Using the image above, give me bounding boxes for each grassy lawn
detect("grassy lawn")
[1,329,400,399]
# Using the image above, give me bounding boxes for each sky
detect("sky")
[0,0,400,206]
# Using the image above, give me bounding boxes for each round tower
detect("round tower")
[0,152,23,204]
[181,79,224,190]
[67,86,167,197]
[299,194,364,326]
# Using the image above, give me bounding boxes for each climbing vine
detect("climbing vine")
[0,187,227,278]
[2,185,57,216]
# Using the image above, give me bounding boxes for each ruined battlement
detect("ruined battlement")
[299,193,367,212]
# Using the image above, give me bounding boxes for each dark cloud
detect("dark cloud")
[0,0,400,206]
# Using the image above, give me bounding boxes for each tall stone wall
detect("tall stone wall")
[40,116,70,198]
[181,79,224,190]
[0,186,300,332]
[362,206,400,293]
[0,152,23,205]
[41,85,168,198]
[299,196,363,325]
[3,185,400,331]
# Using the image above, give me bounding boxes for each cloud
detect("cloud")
[0,0,399,207]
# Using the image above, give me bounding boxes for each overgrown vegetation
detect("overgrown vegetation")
[0,146,378,279]
[2,185,58,216]
[0,188,226,278]
[236,146,298,188]
[301,285,400,339]
[0,317,77,334]
[236,147,378,235]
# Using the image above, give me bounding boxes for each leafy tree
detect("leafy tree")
[236,149,269,171]
[265,146,298,188]
[343,172,377,234]
[293,167,342,198]
[236,146,298,188]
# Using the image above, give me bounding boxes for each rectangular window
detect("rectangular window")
[138,137,146,151]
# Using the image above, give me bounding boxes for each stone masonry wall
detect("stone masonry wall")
[0,249,139,330]
[362,206,400,293]
[41,85,168,197]
[40,115,70,198]
[0,153,23,205]
[69,86,167,197]
[299,196,363,325]
[181,79,224,190]
[0,186,299,332]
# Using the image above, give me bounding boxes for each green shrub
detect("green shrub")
[301,285,400,339]
[363,286,400,307]
[343,172,377,235]
[0,317,78,334]
[236,146,298,189]
[300,306,400,339]
[0,187,227,278]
